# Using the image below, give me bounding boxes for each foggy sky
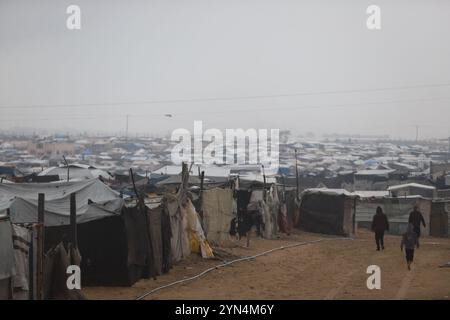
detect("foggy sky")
[1,0,450,139]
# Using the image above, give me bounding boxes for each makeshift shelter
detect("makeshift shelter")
[0,178,122,225]
[0,178,174,287]
[298,188,357,236]
[430,200,449,237]
[201,188,234,245]
[164,163,214,263]
[232,181,280,240]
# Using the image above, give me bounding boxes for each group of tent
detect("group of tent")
[2,165,448,300]
[0,168,215,299]
[0,163,289,300]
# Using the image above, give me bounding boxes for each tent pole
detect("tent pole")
[199,171,205,221]
[63,155,69,182]
[37,193,45,300]
[129,168,139,199]
[70,193,77,250]
[262,165,267,201]
[28,233,34,300]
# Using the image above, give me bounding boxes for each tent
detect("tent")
[38,164,113,182]
[0,178,172,287]
[0,178,123,226]
[298,188,357,236]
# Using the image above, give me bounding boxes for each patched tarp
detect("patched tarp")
[180,199,214,258]
[0,217,15,280]
[166,195,190,263]
[201,188,234,245]
[0,179,123,226]
[147,206,163,276]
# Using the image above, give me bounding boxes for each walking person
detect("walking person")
[401,223,420,270]
[371,206,389,251]
[408,205,426,238]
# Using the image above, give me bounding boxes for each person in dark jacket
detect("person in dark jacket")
[408,205,426,238]
[401,223,420,270]
[371,206,389,251]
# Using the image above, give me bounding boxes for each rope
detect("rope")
[135,236,354,300]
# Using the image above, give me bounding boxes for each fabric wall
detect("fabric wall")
[147,206,163,276]
[202,188,234,245]
[12,224,31,291]
[299,193,347,236]
[0,217,15,281]
[166,196,190,264]
[180,199,214,258]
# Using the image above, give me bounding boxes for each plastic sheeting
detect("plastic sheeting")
[0,179,124,226]
[0,217,15,280]
[181,199,214,258]
[12,224,31,290]
[166,195,190,264]
[201,188,234,245]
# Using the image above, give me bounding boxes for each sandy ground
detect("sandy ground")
[83,229,450,300]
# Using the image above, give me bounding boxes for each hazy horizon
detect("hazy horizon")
[1,0,450,139]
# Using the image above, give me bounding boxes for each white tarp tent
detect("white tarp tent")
[0,179,123,226]
[38,164,113,181]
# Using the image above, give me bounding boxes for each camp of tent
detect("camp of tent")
[1,165,449,300]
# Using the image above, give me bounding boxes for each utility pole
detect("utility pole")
[125,114,130,141]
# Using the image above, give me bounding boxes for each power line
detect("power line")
[1,82,450,110]
[1,95,449,122]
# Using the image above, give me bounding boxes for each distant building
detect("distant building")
[27,141,75,157]
[353,169,396,190]
[388,183,436,199]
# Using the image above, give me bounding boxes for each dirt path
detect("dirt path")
[83,230,450,300]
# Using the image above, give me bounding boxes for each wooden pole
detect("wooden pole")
[262,165,267,201]
[37,193,45,300]
[70,193,77,249]
[129,168,139,199]
[38,193,45,224]
[63,155,69,182]
[179,162,189,204]
[28,234,34,300]
[199,170,205,221]
[295,149,299,201]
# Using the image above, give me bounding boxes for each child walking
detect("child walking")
[401,223,420,270]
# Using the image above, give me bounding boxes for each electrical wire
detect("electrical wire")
[1,82,450,110]
[1,95,450,123]
[135,236,354,300]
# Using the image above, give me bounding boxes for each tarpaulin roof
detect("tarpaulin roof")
[387,183,436,191]
[0,178,123,226]
[38,165,113,181]
[301,188,358,198]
